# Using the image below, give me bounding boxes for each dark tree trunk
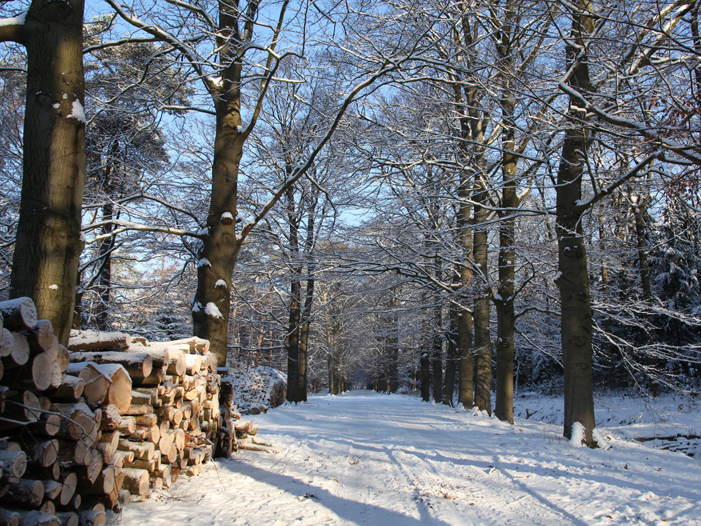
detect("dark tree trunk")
[96,202,114,331]
[495,31,518,423]
[431,303,443,402]
[473,184,492,414]
[5,0,86,346]
[554,1,596,446]
[420,351,431,402]
[286,278,301,403]
[442,303,458,406]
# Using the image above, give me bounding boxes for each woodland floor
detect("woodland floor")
[120,390,701,525]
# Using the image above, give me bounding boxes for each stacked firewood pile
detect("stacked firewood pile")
[0,296,271,526]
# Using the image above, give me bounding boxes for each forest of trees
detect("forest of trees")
[0,0,699,448]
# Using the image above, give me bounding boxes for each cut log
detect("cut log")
[122,404,152,416]
[88,364,131,414]
[23,439,58,468]
[0,298,37,332]
[24,320,54,354]
[96,432,119,465]
[62,365,90,383]
[133,414,157,427]
[32,353,53,391]
[0,328,14,358]
[39,501,55,516]
[46,376,84,401]
[55,439,88,467]
[0,450,27,480]
[14,510,58,526]
[183,355,201,376]
[43,480,62,500]
[46,337,59,362]
[49,403,95,442]
[4,478,44,507]
[77,450,103,486]
[67,331,130,353]
[54,512,78,526]
[7,332,30,368]
[58,473,80,506]
[78,466,114,497]
[24,462,59,482]
[117,440,153,461]
[0,508,20,526]
[167,337,210,355]
[76,511,104,526]
[1,390,41,428]
[120,468,148,496]
[66,352,152,381]
[116,417,135,435]
[132,425,159,444]
[97,405,120,432]
[55,346,69,374]
[49,363,62,390]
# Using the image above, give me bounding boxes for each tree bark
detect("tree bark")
[554,1,597,446]
[6,0,86,346]
[442,303,458,406]
[473,183,492,414]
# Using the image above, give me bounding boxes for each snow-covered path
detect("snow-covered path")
[121,391,701,525]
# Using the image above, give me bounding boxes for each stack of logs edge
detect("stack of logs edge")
[0,296,265,526]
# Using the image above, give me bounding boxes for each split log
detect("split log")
[66,352,152,381]
[0,298,37,332]
[183,355,201,376]
[67,331,130,353]
[131,425,159,444]
[120,468,148,496]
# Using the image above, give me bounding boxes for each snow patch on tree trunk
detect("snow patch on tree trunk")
[205,302,224,319]
[569,422,586,447]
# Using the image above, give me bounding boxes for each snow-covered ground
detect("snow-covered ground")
[121,390,701,525]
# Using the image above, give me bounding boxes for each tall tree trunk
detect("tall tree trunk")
[431,302,443,402]
[554,1,596,446]
[420,352,431,401]
[297,276,314,402]
[192,2,261,366]
[494,18,518,423]
[96,202,114,331]
[4,0,86,345]
[389,295,400,393]
[473,184,492,414]
[442,303,458,406]
[286,278,301,402]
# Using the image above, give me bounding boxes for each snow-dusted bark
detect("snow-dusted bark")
[3,0,86,345]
